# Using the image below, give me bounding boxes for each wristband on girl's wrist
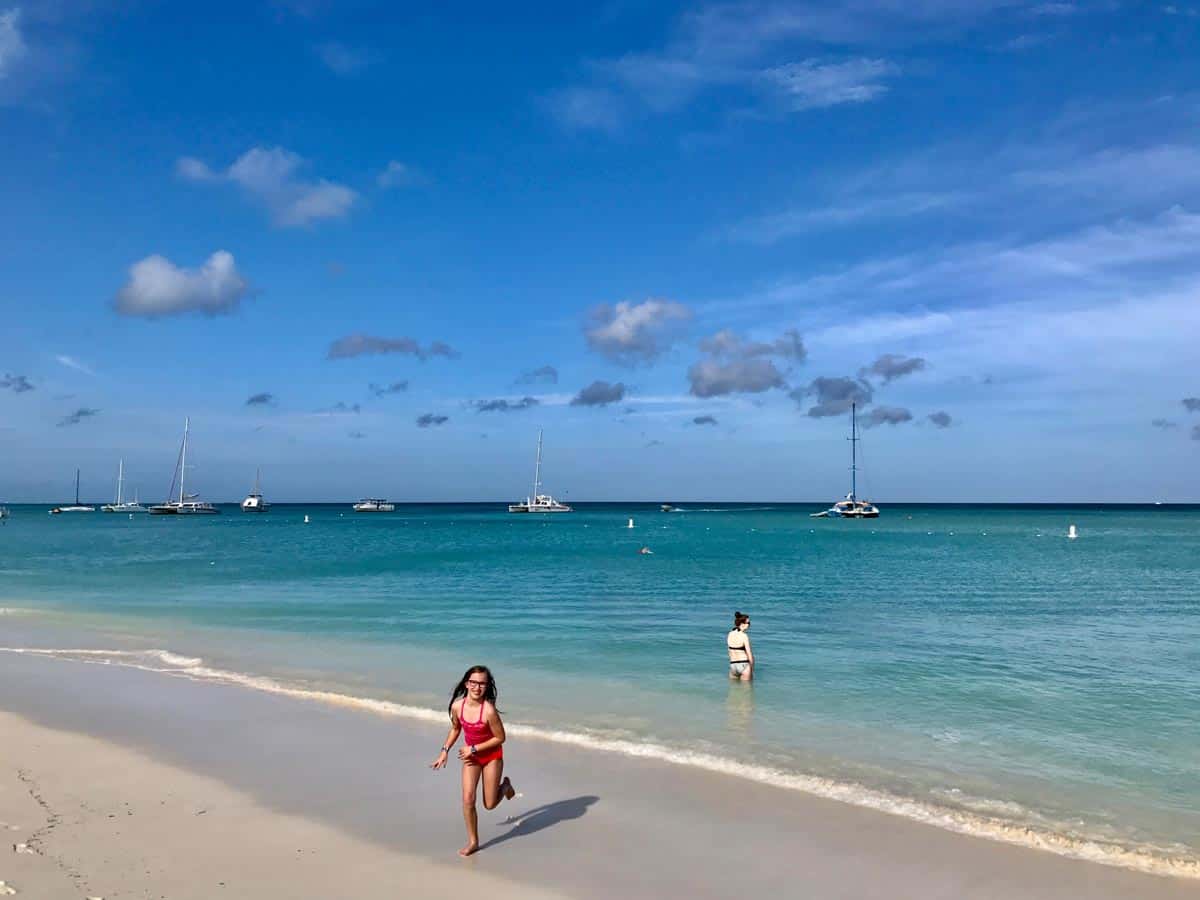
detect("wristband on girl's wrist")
[441,745,451,753]
[469,744,477,755]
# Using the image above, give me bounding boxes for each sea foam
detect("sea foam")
[1,644,1197,881]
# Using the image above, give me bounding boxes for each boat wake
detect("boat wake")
[1,645,1197,881]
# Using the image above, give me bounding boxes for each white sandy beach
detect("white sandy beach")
[1,652,1196,900]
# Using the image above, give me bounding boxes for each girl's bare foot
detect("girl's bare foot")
[502,777,516,801]
[458,842,479,858]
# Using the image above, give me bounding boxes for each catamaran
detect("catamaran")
[101,460,148,513]
[241,467,270,512]
[811,402,880,519]
[508,429,572,513]
[149,418,220,515]
[352,498,395,512]
[50,469,96,514]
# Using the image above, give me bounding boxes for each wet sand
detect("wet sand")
[0,653,1196,900]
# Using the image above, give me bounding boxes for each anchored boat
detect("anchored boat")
[101,460,147,513]
[509,430,571,513]
[50,469,96,514]
[241,467,270,512]
[811,403,880,519]
[352,498,395,512]
[149,418,220,515]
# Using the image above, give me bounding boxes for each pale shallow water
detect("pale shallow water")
[1,502,1197,876]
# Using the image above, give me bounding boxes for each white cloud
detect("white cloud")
[377,160,419,189]
[547,87,625,133]
[55,354,95,376]
[175,156,216,181]
[177,146,357,227]
[812,312,954,346]
[600,53,715,112]
[585,299,693,364]
[548,1,1029,129]
[762,58,898,111]
[113,251,249,318]
[0,8,26,80]
[1031,2,1077,14]
[755,207,1200,326]
[728,192,960,243]
[315,41,377,76]
[678,1,1023,53]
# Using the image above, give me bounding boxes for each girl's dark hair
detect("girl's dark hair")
[733,611,750,628]
[448,665,500,721]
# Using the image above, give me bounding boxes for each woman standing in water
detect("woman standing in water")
[727,611,754,681]
[430,665,517,857]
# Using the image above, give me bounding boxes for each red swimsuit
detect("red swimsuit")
[459,699,503,765]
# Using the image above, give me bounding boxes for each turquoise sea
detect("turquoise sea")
[1,503,1198,876]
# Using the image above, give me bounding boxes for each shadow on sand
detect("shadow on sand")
[480,795,599,851]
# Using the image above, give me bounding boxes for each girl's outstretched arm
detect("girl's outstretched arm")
[431,709,462,768]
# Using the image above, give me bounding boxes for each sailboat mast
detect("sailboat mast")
[75,468,80,505]
[179,417,189,505]
[850,403,858,501]
[532,429,543,500]
[116,459,124,505]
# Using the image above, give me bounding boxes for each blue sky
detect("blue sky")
[2,0,1199,502]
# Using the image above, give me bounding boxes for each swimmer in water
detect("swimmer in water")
[727,611,753,681]
[430,665,516,857]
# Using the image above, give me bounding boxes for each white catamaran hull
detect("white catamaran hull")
[149,502,220,515]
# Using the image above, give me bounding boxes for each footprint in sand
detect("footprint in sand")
[0,879,17,895]
[11,844,32,855]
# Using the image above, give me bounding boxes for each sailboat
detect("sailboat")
[508,429,571,513]
[811,403,880,519]
[101,460,148,513]
[352,498,395,512]
[50,469,96,514]
[241,467,270,512]
[149,418,220,515]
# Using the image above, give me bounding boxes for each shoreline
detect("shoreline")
[0,640,1196,881]
[0,652,1197,898]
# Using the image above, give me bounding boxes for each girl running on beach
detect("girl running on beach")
[727,611,754,681]
[430,665,517,857]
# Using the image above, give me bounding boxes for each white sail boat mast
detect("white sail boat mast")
[532,429,543,502]
[179,416,189,505]
[849,402,858,501]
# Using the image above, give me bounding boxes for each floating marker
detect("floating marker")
[628,518,634,529]
[1068,524,1078,540]
[304,514,310,524]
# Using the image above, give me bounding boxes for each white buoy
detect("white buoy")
[627,518,634,528]
[1068,524,1077,540]
[304,514,310,524]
